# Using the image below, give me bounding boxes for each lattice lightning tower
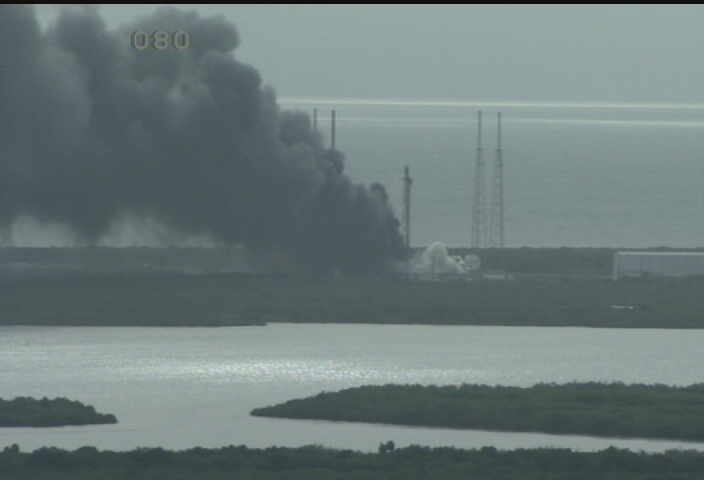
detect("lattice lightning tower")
[490,112,505,247]
[402,165,412,249]
[471,110,488,248]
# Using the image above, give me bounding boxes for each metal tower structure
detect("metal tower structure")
[471,110,488,248]
[402,165,413,249]
[490,112,505,247]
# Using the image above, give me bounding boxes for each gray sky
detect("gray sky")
[36,4,704,103]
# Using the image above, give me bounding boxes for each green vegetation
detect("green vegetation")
[447,246,704,276]
[0,397,117,427]
[449,246,615,275]
[252,382,704,442]
[2,271,704,327]
[5,245,699,277]
[0,274,269,326]
[3,444,704,480]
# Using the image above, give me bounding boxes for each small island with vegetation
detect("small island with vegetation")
[252,382,704,442]
[0,397,117,427]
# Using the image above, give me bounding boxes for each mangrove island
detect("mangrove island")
[251,382,704,442]
[0,397,117,427]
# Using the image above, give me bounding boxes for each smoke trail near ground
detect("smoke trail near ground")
[407,242,480,275]
[0,5,405,273]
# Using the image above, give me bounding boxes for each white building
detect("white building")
[612,251,704,279]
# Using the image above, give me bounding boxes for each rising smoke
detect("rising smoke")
[407,242,480,276]
[0,5,406,274]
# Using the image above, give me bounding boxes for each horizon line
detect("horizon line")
[278,97,704,110]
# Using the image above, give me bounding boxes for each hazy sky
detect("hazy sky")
[35,4,704,103]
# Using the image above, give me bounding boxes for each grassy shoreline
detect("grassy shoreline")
[251,383,704,443]
[0,397,117,427]
[3,272,704,328]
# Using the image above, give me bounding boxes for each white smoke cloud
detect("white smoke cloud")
[404,241,480,275]
[96,212,223,247]
[0,215,82,247]
[0,213,222,248]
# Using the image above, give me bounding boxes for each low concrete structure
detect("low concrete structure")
[612,251,704,279]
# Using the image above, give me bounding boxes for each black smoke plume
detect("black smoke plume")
[0,5,406,274]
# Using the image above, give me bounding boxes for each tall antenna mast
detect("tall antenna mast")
[331,109,336,150]
[403,165,413,249]
[490,112,505,247]
[471,110,487,248]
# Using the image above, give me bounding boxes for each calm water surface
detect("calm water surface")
[2,324,704,453]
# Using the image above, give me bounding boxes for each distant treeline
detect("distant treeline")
[450,247,614,275]
[2,272,704,327]
[3,443,704,479]
[252,382,704,442]
[0,397,117,427]
[0,246,250,277]
[441,246,704,275]
[6,246,704,278]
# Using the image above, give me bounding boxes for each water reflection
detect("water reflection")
[1,324,704,453]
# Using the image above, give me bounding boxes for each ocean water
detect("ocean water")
[279,98,704,248]
[2,324,704,453]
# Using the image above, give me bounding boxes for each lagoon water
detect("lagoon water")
[3,324,704,453]
[279,98,704,248]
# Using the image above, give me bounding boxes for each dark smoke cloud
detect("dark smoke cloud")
[0,5,405,273]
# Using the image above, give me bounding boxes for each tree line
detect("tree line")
[2,443,704,479]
